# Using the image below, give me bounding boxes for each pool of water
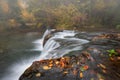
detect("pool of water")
[0,32,42,80]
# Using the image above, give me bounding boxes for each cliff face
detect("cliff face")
[19,33,120,80]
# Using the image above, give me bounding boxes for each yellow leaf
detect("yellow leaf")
[49,64,53,67]
[63,71,68,74]
[35,73,41,77]
[80,72,83,78]
[99,64,106,69]
[43,66,51,70]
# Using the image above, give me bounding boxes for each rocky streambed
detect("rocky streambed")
[19,32,120,80]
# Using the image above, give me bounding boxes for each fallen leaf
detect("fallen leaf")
[83,65,89,70]
[80,65,89,71]
[110,57,114,61]
[102,70,107,73]
[43,66,51,70]
[99,64,106,69]
[49,64,53,67]
[36,73,41,77]
[55,61,59,65]
[63,71,68,74]
[49,61,53,64]
[61,62,65,68]
[77,62,80,65]
[117,57,120,60]
[80,72,83,78]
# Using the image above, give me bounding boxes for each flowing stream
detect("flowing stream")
[1,29,89,80]
[33,29,89,59]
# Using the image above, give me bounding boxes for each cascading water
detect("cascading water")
[32,29,52,51]
[38,30,89,59]
[1,29,89,80]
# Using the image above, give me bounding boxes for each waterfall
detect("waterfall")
[33,29,53,51]
[34,29,89,59]
[1,29,89,80]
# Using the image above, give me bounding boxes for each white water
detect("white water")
[1,29,89,80]
[39,30,89,59]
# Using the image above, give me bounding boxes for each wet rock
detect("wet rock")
[92,33,120,41]
[19,54,91,80]
[75,32,100,40]
[19,32,120,80]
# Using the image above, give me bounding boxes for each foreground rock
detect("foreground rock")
[19,53,92,80]
[19,33,120,80]
[19,50,120,80]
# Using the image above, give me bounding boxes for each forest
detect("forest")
[0,0,120,32]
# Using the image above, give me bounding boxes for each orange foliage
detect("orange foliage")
[8,19,18,27]
[0,0,9,13]
[18,0,28,9]
[21,10,35,21]
[18,0,35,22]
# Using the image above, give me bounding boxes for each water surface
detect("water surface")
[0,32,41,80]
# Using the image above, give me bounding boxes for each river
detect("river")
[0,30,89,80]
[0,29,120,80]
[0,32,42,80]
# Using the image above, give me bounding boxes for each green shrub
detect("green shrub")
[107,49,118,57]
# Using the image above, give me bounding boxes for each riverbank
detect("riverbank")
[0,27,119,37]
